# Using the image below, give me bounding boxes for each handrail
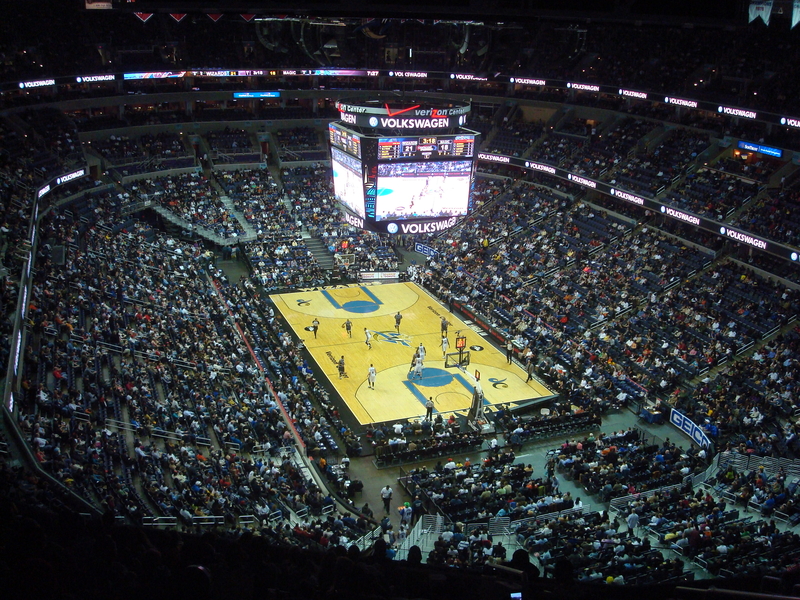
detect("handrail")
[152,429,184,442]
[352,524,384,552]
[105,418,139,433]
[2,406,102,517]
[608,483,684,515]
[715,450,800,478]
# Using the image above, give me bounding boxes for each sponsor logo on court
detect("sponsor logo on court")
[426,305,445,317]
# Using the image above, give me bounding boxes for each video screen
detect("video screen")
[331,147,365,218]
[375,160,472,222]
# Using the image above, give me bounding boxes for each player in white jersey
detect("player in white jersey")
[367,364,377,389]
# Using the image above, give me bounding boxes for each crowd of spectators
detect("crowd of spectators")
[732,185,800,248]
[405,448,574,523]
[21,107,82,165]
[17,191,340,531]
[3,92,797,478]
[674,329,800,458]
[663,169,760,221]
[86,134,146,165]
[275,128,326,161]
[514,507,686,585]
[140,132,189,159]
[561,118,655,180]
[495,409,603,449]
[246,235,328,290]
[713,156,780,184]
[214,167,284,233]
[205,127,254,155]
[126,172,246,239]
[536,130,579,167]
[279,164,400,276]
[610,130,710,197]
[1,108,83,182]
[216,273,365,460]
[485,118,543,157]
[0,447,547,599]
[369,417,483,465]
[555,431,705,501]
[626,478,800,579]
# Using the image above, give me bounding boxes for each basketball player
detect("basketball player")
[394,311,403,332]
[441,336,449,359]
[338,356,346,379]
[364,328,373,349]
[417,342,426,361]
[368,364,377,389]
[413,355,424,379]
[409,351,419,374]
[343,319,353,337]
[440,316,449,336]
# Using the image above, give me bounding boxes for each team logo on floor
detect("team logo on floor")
[469,345,484,351]
[373,331,412,346]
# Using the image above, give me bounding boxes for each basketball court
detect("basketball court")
[269,282,555,425]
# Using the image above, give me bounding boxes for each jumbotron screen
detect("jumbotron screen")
[374,160,473,222]
[331,147,365,218]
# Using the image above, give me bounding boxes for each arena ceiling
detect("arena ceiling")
[104,0,747,24]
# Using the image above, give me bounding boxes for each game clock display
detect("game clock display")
[378,134,475,161]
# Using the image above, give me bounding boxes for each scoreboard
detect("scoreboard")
[328,113,479,234]
[377,134,475,161]
[329,122,362,159]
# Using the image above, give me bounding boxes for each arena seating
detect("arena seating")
[7,12,800,594]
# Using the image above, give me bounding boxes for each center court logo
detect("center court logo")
[373,331,411,346]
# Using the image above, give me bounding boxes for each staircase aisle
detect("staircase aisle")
[205,172,258,242]
[304,232,336,272]
[218,195,258,242]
